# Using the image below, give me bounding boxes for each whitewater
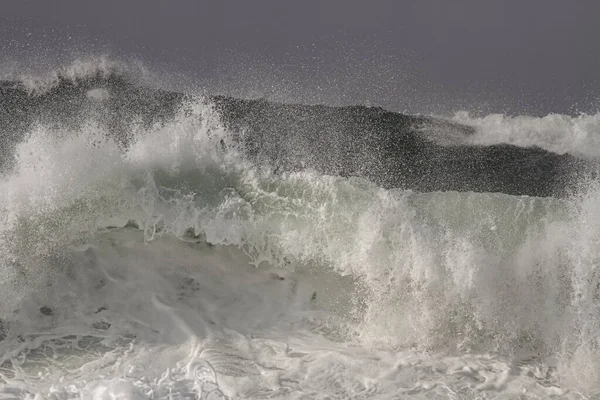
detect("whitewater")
[1,61,600,399]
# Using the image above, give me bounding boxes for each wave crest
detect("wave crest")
[453,111,600,158]
[1,56,150,95]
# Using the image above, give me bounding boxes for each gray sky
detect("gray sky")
[2,0,599,115]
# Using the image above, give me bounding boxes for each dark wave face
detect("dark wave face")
[1,68,593,197]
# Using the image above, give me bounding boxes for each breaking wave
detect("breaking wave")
[452,110,600,158]
[1,60,600,398]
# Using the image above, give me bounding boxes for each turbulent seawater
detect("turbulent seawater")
[1,60,600,399]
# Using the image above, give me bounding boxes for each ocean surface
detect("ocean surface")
[1,59,600,399]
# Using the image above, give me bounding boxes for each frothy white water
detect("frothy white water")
[1,96,600,398]
[451,111,600,158]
